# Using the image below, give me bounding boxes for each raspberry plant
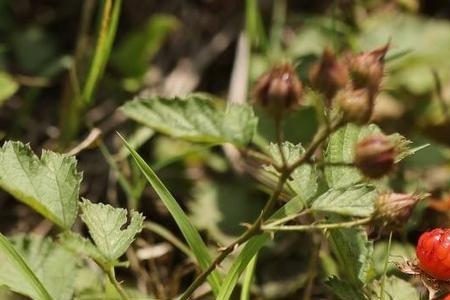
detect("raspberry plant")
[0,45,434,299]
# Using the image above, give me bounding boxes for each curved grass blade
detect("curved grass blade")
[240,251,258,300]
[119,134,222,295]
[0,233,53,300]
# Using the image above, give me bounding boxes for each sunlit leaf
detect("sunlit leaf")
[311,185,378,217]
[0,141,81,229]
[120,94,258,146]
[80,199,144,263]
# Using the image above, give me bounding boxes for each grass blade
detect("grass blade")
[240,252,258,300]
[0,233,53,300]
[119,134,222,295]
[217,195,305,299]
[82,0,121,105]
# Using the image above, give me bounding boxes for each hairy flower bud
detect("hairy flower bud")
[347,44,389,94]
[253,63,303,119]
[375,193,419,225]
[336,87,374,124]
[309,48,349,101]
[354,133,395,178]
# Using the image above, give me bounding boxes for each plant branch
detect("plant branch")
[262,217,372,232]
[107,267,130,300]
[179,117,346,300]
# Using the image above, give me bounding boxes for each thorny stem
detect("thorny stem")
[262,217,372,232]
[264,208,312,228]
[107,267,130,300]
[179,118,345,300]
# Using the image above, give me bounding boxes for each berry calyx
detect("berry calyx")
[354,133,395,178]
[417,228,450,280]
[253,63,303,119]
[375,193,419,226]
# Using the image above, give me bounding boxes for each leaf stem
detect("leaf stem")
[262,217,372,232]
[107,267,130,300]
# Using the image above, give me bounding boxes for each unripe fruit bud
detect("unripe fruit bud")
[253,63,303,119]
[416,228,450,280]
[375,193,419,225]
[336,87,374,124]
[354,133,395,178]
[309,48,349,101]
[348,44,389,94]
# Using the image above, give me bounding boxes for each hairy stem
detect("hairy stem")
[262,217,372,232]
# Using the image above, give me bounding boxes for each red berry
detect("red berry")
[416,228,450,280]
[443,294,450,300]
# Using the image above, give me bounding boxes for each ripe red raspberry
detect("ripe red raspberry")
[416,228,450,280]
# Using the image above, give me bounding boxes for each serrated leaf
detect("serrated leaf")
[120,94,257,146]
[0,233,52,300]
[266,142,318,201]
[120,135,222,295]
[324,124,381,188]
[0,141,81,229]
[326,277,367,300]
[0,72,19,105]
[311,185,378,217]
[11,235,79,300]
[80,199,144,263]
[328,226,374,286]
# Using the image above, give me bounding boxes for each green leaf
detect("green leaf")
[0,141,81,229]
[0,233,52,300]
[326,277,367,300]
[80,199,144,264]
[11,235,79,300]
[120,94,258,146]
[59,232,106,266]
[311,185,378,217]
[372,276,420,300]
[266,142,318,201]
[324,124,381,188]
[217,195,306,299]
[328,226,374,286]
[120,134,222,295]
[0,72,18,105]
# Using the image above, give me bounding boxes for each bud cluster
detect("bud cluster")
[251,45,388,123]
